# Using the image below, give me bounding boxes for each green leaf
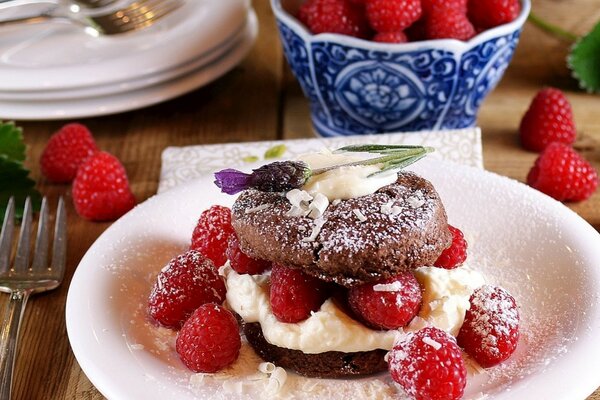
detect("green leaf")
[0,121,26,162]
[569,22,600,93]
[264,144,287,159]
[242,155,259,163]
[0,122,42,224]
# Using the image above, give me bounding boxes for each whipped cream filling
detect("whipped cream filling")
[414,265,486,336]
[225,268,397,354]
[297,151,397,201]
[225,265,485,354]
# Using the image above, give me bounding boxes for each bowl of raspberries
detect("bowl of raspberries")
[271,0,530,137]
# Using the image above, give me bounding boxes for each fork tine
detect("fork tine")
[116,0,182,30]
[13,197,32,272]
[50,197,67,280]
[0,197,15,272]
[31,198,49,272]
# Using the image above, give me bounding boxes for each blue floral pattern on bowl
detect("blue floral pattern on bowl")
[272,0,530,137]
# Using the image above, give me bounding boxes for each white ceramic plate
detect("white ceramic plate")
[0,0,249,91]
[0,10,257,120]
[66,158,600,400]
[0,13,251,101]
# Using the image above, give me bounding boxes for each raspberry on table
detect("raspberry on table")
[148,250,226,329]
[388,327,467,400]
[434,225,468,269]
[347,272,422,330]
[72,151,136,221]
[190,205,235,267]
[527,142,598,202]
[425,7,475,41]
[365,0,422,33]
[298,0,370,38]
[519,88,577,152]
[270,264,328,323]
[40,123,98,183]
[457,285,520,368]
[468,0,521,29]
[226,233,271,275]
[373,31,408,43]
[176,304,241,373]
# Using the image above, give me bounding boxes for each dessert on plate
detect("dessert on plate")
[146,145,521,400]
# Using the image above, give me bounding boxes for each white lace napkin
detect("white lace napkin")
[158,128,483,193]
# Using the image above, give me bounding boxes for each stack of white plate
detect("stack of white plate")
[0,0,257,120]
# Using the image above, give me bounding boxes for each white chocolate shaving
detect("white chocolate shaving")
[308,193,329,219]
[244,204,270,214]
[302,217,326,242]
[353,209,367,223]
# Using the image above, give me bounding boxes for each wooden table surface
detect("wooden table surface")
[6,0,599,398]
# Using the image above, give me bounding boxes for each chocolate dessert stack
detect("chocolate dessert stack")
[222,147,453,378]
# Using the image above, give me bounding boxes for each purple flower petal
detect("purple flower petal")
[214,169,252,195]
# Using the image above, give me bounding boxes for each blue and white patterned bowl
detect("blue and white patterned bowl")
[271,0,530,137]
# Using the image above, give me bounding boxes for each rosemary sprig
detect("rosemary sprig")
[324,144,434,176]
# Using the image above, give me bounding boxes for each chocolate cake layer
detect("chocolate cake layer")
[232,172,451,287]
[242,321,388,378]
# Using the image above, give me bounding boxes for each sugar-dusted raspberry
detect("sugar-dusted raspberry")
[348,272,421,330]
[176,304,241,373]
[468,0,521,29]
[458,285,520,367]
[270,264,328,323]
[148,250,226,329]
[40,123,98,183]
[365,0,422,33]
[190,205,235,267]
[425,7,475,41]
[225,233,270,275]
[519,88,576,152]
[434,225,468,269]
[373,31,408,43]
[298,0,370,38]
[527,142,598,202]
[388,327,467,400]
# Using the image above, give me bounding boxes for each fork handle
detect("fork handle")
[0,289,31,400]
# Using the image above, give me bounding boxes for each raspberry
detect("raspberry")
[366,0,422,33]
[298,0,370,38]
[519,88,577,152]
[176,304,241,373]
[458,285,519,368]
[348,272,421,330]
[225,233,270,275]
[148,250,226,329]
[72,151,136,221]
[40,123,98,183]
[425,7,475,41]
[388,327,467,400]
[190,205,235,267]
[422,0,466,14]
[373,31,408,43]
[526,142,598,202]
[434,225,468,269]
[468,0,521,29]
[270,264,328,323]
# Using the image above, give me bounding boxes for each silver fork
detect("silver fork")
[0,0,184,35]
[0,197,66,400]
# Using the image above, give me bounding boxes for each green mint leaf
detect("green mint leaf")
[242,155,259,163]
[0,157,42,221]
[264,144,287,159]
[0,122,42,224]
[568,22,600,93]
[0,121,26,162]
